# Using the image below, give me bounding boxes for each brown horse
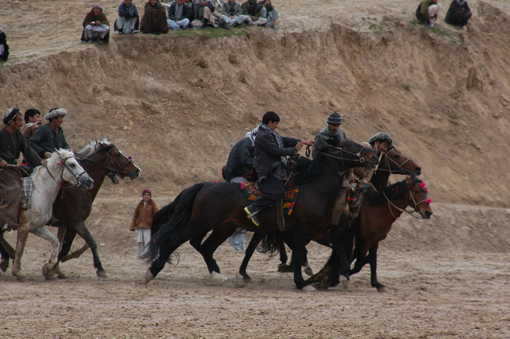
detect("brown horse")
[238,146,422,281]
[145,139,379,291]
[308,176,432,291]
[52,139,140,278]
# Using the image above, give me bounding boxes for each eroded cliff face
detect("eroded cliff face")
[1,1,509,206]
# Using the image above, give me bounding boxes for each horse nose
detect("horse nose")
[424,210,432,219]
[80,176,94,189]
[415,167,422,176]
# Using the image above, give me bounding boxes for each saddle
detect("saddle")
[240,181,299,217]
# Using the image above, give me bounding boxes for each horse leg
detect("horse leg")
[189,231,209,252]
[12,225,30,282]
[198,225,237,287]
[367,244,386,292]
[55,226,77,279]
[71,222,107,278]
[30,226,61,280]
[290,230,314,291]
[239,232,263,281]
[0,230,14,272]
[276,235,289,272]
[280,236,313,276]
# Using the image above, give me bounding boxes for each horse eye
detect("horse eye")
[394,155,400,159]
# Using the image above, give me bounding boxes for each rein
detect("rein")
[314,144,369,167]
[376,149,413,175]
[383,183,429,219]
[45,155,88,188]
[75,145,133,177]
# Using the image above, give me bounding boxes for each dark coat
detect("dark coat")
[168,2,192,21]
[224,137,254,181]
[81,9,110,42]
[241,0,261,16]
[140,2,169,34]
[0,127,42,166]
[115,2,140,31]
[445,0,471,26]
[253,127,300,178]
[29,123,70,158]
[0,32,9,61]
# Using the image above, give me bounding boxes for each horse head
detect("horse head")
[382,147,422,177]
[54,149,94,190]
[336,139,379,168]
[406,177,432,219]
[98,140,141,183]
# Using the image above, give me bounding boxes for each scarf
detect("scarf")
[259,123,287,167]
[245,125,259,146]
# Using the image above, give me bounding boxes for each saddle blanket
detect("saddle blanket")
[240,182,299,216]
[20,177,33,210]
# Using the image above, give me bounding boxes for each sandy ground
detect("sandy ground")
[1,0,510,337]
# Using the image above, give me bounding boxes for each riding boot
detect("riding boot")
[244,204,260,226]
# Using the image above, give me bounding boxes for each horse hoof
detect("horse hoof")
[221,279,234,288]
[57,273,69,280]
[340,275,349,289]
[15,275,27,282]
[277,263,292,273]
[303,267,314,276]
[377,286,387,293]
[143,268,154,284]
[302,285,316,292]
[97,271,108,278]
[0,259,8,272]
[45,274,57,281]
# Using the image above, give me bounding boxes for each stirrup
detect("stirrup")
[244,207,260,226]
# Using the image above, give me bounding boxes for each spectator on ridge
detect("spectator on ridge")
[140,0,169,34]
[416,0,441,28]
[81,5,110,44]
[115,0,140,34]
[220,0,249,29]
[167,0,192,30]
[445,0,472,28]
[0,25,9,62]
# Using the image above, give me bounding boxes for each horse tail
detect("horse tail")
[144,183,205,264]
[256,232,283,257]
[151,192,184,236]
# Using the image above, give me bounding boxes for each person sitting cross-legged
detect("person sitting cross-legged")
[167,0,192,30]
[115,0,140,34]
[445,0,472,28]
[241,0,266,26]
[220,0,250,29]
[257,0,279,28]
[140,0,169,34]
[81,5,110,44]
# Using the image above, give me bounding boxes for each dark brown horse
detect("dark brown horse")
[52,139,140,278]
[308,176,432,291]
[238,146,422,281]
[145,139,379,291]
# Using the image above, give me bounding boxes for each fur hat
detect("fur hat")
[3,108,20,125]
[369,132,393,148]
[44,108,68,121]
[326,112,343,125]
[142,189,152,197]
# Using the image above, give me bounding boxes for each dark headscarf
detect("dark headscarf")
[3,108,20,125]
[82,6,110,28]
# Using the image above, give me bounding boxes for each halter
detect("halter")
[76,144,134,178]
[383,180,430,219]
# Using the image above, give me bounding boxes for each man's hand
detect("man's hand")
[44,152,52,159]
[41,160,47,166]
[0,159,7,168]
[302,140,314,146]
[295,141,304,151]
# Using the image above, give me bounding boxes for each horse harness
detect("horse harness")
[75,144,133,183]
[383,179,429,219]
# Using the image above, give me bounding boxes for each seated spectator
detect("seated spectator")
[0,25,10,62]
[22,109,42,141]
[190,0,218,28]
[140,0,169,34]
[167,0,192,30]
[416,0,441,28]
[115,0,140,34]
[220,0,249,29]
[257,0,279,28]
[445,0,471,28]
[241,0,265,26]
[81,5,110,44]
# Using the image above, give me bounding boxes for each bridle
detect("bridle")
[383,180,430,219]
[76,144,135,178]
[310,144,371,168]
[376,148,414,175]
[46,154,89,188]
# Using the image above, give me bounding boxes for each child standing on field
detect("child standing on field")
[130,189,158,257]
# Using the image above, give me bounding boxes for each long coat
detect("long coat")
[130,199,159,231]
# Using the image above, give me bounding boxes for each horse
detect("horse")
[238,146,422,282]
[144,139,379,291]
[307,176,432,291]
[51,138,141,279]
[12,149,94,282]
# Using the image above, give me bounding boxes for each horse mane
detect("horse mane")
[366,178,422,206]
[77,137,111,157]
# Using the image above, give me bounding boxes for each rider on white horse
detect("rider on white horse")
[0,108,45,231]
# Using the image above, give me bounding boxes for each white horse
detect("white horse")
[12,149,94,282]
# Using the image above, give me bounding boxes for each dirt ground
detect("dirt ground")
[1,0,510,337]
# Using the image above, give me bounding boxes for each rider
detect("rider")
[29,108,71,158]
[312,112,346,159]
[0,108,44,231]
[244,111,313,226]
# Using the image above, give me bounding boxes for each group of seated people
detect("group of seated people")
[417,0,472,28]
[80,0,279,43]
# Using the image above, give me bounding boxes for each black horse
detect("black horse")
[144,139,378,290]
